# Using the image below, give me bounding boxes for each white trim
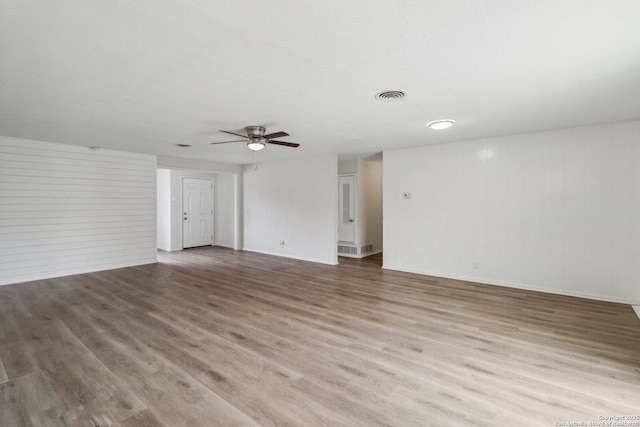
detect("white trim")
[338,249,382,259]
[0,259,157,287]
[633,306,640,321]
[242,248,338,266]
[213,244,234,249]
[234,173,242,250]
[381,264,637,305]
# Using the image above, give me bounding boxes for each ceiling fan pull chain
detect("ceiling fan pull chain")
[254,150,258,171]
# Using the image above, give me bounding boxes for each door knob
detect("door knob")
[349,219,354,223]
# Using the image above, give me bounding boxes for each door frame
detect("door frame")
[181,176,214,249]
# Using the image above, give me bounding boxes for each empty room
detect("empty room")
[1,1,639,426]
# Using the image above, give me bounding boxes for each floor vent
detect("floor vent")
[338,245,357,255]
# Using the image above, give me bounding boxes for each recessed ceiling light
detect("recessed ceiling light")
[427,120,455,130]
[375,90,406,101]
[176,144,191,147]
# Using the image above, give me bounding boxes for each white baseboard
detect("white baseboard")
[0,258,157,287]
[213,244,234,249]
[242,248,338,266]
[633,306,640,321]
[338,249,382,259]
[381,264,636,305]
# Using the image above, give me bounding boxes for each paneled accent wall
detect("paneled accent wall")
[0,137,157,285]
[384,120,640,304]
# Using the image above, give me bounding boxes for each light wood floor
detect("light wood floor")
[1,247,639,426]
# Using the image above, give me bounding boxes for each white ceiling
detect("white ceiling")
[1,1,640,165]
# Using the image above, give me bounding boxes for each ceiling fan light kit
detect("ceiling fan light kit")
[247,139,265,151]
[211,125,299,151]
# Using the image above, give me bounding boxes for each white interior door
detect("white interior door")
[182,178,213,248]
[338,175,355,243]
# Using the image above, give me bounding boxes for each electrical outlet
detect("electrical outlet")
[402,192,411,199]
[279,240,285,246]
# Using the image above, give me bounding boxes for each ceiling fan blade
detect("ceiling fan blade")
[210,140,245,145]
[263,131,289,139]
[220,130,249,139]
[268,140,300,148]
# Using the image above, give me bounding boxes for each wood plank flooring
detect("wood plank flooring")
[1,247,639,426]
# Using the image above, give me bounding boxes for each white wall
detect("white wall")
[157,155,241,174]
[338,159,358,174]
[384,120,640,304]
[215,173,235,248]
[243,154,338,265]
[0,137,157,286]
[156,169,172,251]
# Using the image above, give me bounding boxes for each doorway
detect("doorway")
[337,156,383,261]
[157,168,240,252]
[182,177,213,248]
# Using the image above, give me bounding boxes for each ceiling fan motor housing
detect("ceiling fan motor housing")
[245,126,266,137]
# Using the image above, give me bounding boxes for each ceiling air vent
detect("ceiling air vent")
[375,90,406,101]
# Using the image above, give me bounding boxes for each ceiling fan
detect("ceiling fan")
[211,126,299,151]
